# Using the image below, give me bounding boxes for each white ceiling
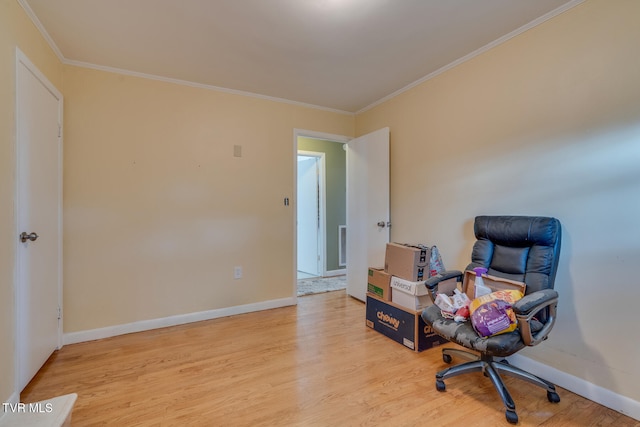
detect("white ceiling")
[22,0,579,113]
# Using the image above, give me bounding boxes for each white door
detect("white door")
[297,155,321,276]
[346,128,390,301]
[16,49,63,392]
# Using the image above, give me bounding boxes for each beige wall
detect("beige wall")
[357,0,640,404]
[62,65,353,332]
[0,0,64,405]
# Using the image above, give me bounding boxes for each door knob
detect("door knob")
[20,232,39,242]
[377,221,386,228]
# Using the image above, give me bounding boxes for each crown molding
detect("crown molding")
[63,59,354,116]
[18,0,584,118]
[356,0,586,115]
[17,0,65,62]
[17,1,353,116]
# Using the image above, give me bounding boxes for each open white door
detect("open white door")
[346,127,390,301]
[16,49,63,392]
[297,155,321,276]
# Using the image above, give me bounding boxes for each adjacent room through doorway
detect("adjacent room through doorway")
[297,153,323,279]
[296,134,347,296]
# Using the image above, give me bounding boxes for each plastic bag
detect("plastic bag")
[452,289,470,308]
[435,289,471,322]
[429,246,445,277]
[434,293,456,316]
[469,290,523,337]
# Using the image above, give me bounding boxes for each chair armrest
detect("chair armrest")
[513,289,559,346]
[424,270,463,302]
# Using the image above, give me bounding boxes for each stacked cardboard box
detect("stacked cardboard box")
[389,275,432,311]
[366,295,447,352]
[384,243,430,281]
[367,267,392,301]
[365,242,447,352]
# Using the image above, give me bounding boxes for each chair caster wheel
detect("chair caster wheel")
[505,410,518,424]
[547,391,560,403]
[442,353,452,364]
[435,380,446,392]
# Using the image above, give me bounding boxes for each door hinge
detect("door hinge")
[57,307,61,320]
[58,124,61,138]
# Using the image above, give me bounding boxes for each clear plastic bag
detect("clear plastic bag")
[429,246,445,277]
[435,289,470,322]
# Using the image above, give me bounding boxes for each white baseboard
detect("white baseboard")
[324,269,346,277]
[508,354,640,421]
[63,297,297,345]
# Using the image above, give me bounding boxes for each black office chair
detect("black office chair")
[421,216,562,424]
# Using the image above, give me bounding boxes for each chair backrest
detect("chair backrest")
[466,216,562,301]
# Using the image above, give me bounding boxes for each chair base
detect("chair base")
[435,348,560,424]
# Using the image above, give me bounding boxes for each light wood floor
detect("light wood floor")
[22,291,638,426]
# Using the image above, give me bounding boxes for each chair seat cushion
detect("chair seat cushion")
[422,305,527,357]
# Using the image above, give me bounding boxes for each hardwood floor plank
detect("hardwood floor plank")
[21,291,637,426]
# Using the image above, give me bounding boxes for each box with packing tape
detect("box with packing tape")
[367,267,392,301]
[365,294,447,352]
[384,243,430,281]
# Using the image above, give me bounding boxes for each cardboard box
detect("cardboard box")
[390,276,458,311]
[463,270,526,300]
[365,294,447,352]
[367,267,392,301]
[384,243,430,282]
[389,276,432,311]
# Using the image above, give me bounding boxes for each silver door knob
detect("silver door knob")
[20,232,39,242]
[377,221,386,228]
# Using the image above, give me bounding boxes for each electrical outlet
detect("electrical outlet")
[234,266,242,279]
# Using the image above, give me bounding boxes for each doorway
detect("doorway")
[293,128,390,299]
[295,130,349,296]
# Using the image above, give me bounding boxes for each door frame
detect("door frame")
[293,129,350,297]
[297,151,325,278]
[14,48,64,393]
